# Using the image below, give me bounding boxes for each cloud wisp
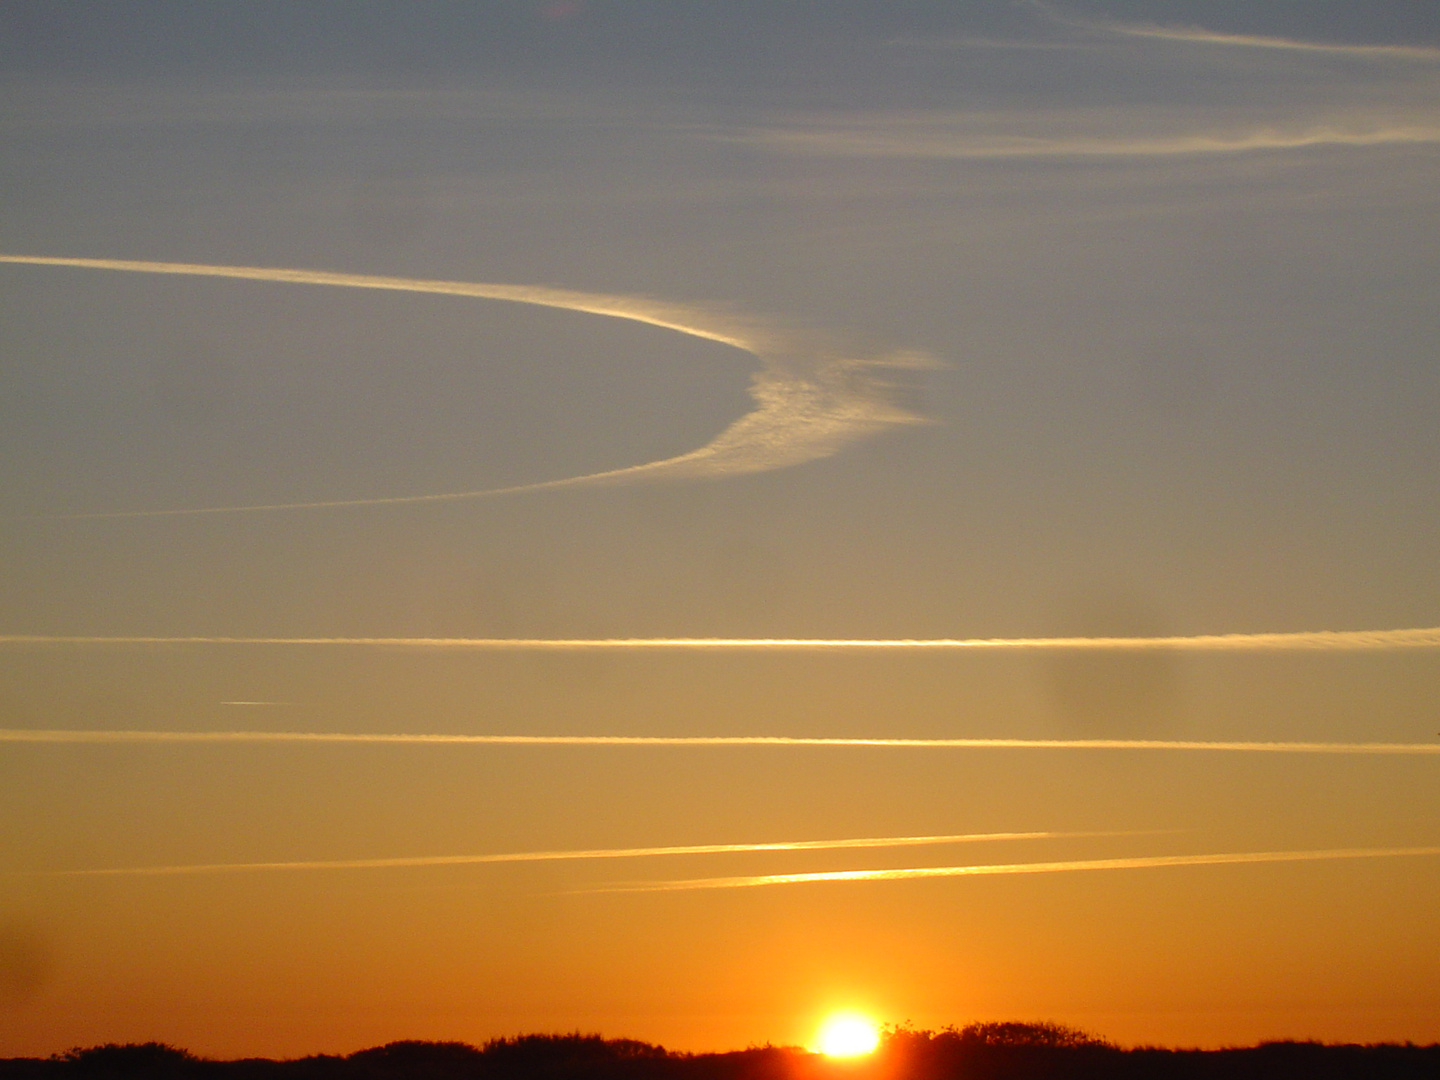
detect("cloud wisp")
[3,627,1438,651]
[740,118,1440,161]
[592,845,1440,893]
[1080,19,1440,63]
[0,255,925,519]
[2,730,1436,755]
[31,830,1118,879]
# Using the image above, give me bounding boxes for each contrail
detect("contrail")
[745,122,1440,161]
[2,626,1438,650]
[0,255,925,518]
[592,845,1440,893]
[1078,21,1440,61]
[29,830,1120,879]
[2,730,1437,754]
[1108,26,1440,61]
[1026,1,1440,61]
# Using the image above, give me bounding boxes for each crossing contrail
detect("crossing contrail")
[30,830,1127,879]
[2,730,1437,754]
[591,845,1440,893]
[0,254,925,518]
[2,626,1438,650]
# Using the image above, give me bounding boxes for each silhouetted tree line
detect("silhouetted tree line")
[4,1024,1438,1080]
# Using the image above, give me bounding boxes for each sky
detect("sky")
[2,0,1439,1058]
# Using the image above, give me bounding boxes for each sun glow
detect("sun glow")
[815,1014,880,1057]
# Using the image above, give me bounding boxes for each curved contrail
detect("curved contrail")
[593,845,1440,892]
[0,255,926,518]
[2,627,1439,650]
[2,730,1436,754]
[29,830,1132,878]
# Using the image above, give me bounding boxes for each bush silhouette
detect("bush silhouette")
[58,1045,198,1075]
[955,1021,1108,1048]
[2,1030,1435,1080]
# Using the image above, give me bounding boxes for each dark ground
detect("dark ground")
[4,1025,1439,1080]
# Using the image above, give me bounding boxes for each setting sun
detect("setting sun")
[815,1014,881,1057]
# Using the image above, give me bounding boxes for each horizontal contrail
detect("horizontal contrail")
[2,626,1438,650]
[1030,2,1440,62]
[0,255,925,518]
[2,730,1436,754]
[746,122,1440,161]
[32,830,1115,878]
[1088,20,1440,62]
[593,846,1440,893]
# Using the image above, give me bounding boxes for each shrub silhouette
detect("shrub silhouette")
[486,1035,677,1080]
[879,1020,1107,1054]
[345,1041,483,1079]
[58,1045,199,1076]
[955,1022,1108,1048]
[3,1031,1435,1080]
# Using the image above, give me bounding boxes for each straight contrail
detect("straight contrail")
[2,626,1438,650]
[31,830,1116,878]
[0,255,925,518]
[593,846,1440,893]
[749,123,1440,160]
[1084,20,1440,62]
[2,730,1436,754]
[1030,2,1440,62]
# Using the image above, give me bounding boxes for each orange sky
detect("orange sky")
[2,0,1439,1057]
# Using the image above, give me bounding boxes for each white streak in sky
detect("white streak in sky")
[0,255,925,518]
[33,830,1115,878]
[886,37,1107,52]
[593,846,1440,893]
[2,627,1438,650]
[1,730,1436,755]
[1087,22,1440,62]
[1025,2,1440,62]
[740,122,1440,161]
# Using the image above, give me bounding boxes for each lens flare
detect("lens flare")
[815,1014,880,1057]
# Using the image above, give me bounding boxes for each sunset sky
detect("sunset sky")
[2,0,1439,1058]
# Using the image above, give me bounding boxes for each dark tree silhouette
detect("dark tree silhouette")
[2,1030,1437,1080]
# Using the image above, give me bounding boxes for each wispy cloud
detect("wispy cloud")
[738,120,1440,161]
[1085,21,1440,63]
[886,36,1106,52]
[3,627,1438,650]
[0,255,928,518]
[1022,0,1440,62]
[32,830,1117,878]
[591,846,1440,893]
[2,730,1436,756]
[743,8,1440,164]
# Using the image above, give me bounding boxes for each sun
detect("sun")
[815,1013,880,1057]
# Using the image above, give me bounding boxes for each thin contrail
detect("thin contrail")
[1029,2,1440,62]
[745,123,1440,161]
[592,845,1440,893]
[2,626,1439,650]
[0,255,925,518]
[1087,22,1440,61]
[2,730,1436,754]
[30,830,1118,879]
